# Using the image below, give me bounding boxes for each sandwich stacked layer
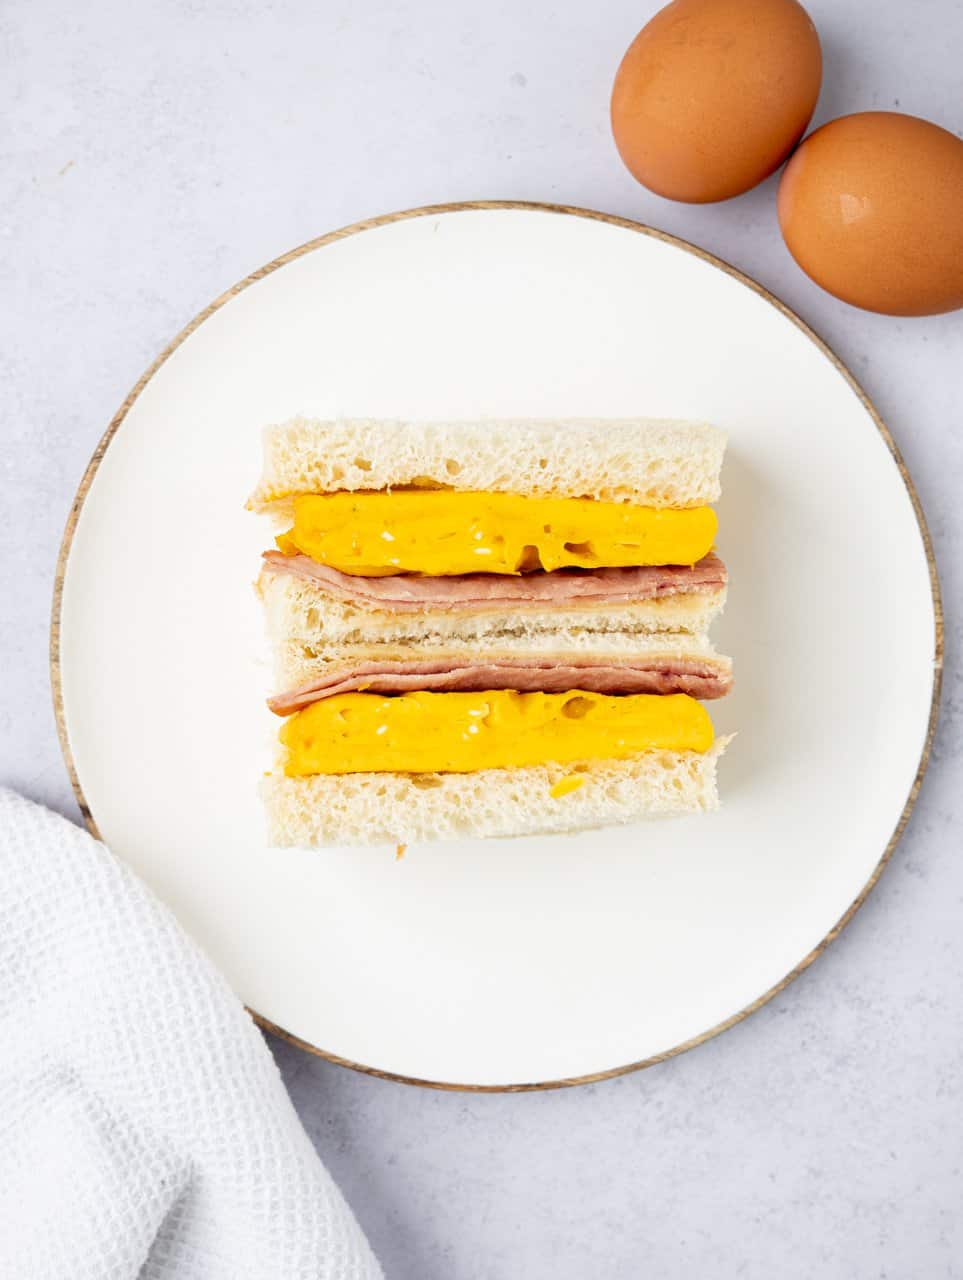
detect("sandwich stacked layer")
[250,418,732,845]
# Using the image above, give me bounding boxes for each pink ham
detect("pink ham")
[268,656,732,715]
[262,551,727,611]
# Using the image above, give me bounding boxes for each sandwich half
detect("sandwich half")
[251,417,732,846]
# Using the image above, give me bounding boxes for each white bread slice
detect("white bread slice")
[271,631,732,695]
[256,566,727,668]
[248,417,726,514]
[263,739,730,847]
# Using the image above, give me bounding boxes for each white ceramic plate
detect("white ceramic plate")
[55,203,940,1090]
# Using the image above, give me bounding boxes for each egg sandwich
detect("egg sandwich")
[250,418,732,845]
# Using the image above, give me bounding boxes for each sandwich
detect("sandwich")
[250,418,732,846]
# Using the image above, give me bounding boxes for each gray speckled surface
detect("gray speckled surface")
[2,1,961,1275]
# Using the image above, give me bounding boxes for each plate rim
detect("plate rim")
[50,199,944,1092]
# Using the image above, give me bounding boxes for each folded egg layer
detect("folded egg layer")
[280,689,714,776]
[278,491,717,576]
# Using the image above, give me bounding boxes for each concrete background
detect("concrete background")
[2,1,961,1275]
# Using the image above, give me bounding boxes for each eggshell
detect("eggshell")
[611,0,822,203]
[778,112,963,315]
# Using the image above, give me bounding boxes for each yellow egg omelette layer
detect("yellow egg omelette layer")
[278,491,716,576]
[280,690,714,776]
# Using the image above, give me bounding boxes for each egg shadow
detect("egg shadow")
[806,17,867,133]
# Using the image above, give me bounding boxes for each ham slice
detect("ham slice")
[262,551,727,611]
[269,655,732,715]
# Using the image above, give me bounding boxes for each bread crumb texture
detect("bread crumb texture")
[263,739,729,847]
[257,569,726,683]
[248,417,725,510]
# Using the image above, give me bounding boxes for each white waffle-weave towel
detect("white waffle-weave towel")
[0,788,382,1280]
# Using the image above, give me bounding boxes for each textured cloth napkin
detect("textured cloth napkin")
[0,788,382,1280]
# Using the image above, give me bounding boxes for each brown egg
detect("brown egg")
[610,0,822,203]
[778,112,963,315]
